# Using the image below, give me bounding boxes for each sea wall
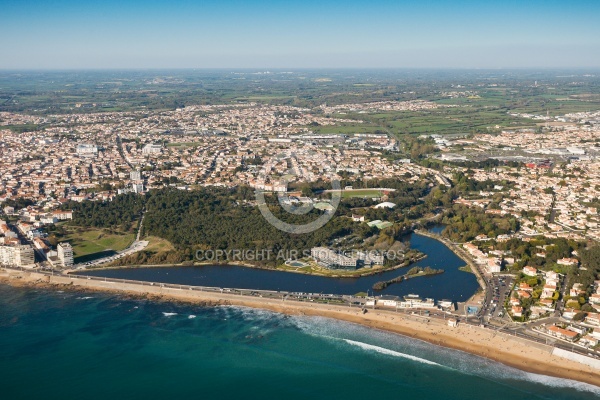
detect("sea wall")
[24,271,260,304]
[553,347,600,369]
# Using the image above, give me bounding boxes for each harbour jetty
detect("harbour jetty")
[372,267,444,291]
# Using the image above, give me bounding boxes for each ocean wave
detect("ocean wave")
[423,344,600,395]
[76,296,94,300]
[188,315,196,319]
[518,372,600,396]
[211,306,291,338]
[293,315,600,395]
[217,305,290,325]
[162,312,178,317]
[219,305,282,320]
[343,339,441,366]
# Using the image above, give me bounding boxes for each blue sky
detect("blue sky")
[1,0,599,69]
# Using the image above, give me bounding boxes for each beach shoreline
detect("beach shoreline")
[2,268,600,388]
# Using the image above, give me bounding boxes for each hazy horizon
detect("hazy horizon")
[2,67,600,72]
[2,0,600,69]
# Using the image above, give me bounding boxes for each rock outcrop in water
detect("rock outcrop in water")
[372,267,444,291]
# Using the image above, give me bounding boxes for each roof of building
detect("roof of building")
[374,202,396,209]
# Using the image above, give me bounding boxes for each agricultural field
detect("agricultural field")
[302,124,386,135]
[2,69,600,137]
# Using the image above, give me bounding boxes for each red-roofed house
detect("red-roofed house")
[519,282,533,292]
[512,306,523,317]
[539,298,554,309]
[517,290,531,299]
[547,325,579,341]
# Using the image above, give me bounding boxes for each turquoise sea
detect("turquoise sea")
[1,284,598,400]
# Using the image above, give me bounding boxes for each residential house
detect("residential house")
[512,306,523,317]
[584,313,600,326]
[547,325,579,342]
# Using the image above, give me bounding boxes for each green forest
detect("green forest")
[66,193,145,232]
[59,176,452,266]
[142,187,374,263]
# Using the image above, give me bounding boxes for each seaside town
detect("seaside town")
[2,99,600,365]
[0,103,433,195]
[6,0,600,395]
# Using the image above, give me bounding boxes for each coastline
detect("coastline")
[2,269,600,388]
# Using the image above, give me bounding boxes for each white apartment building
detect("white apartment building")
[57,242,74,267]
[130,170,142,181]
[142,143,162,155]
[0,244,35,267]
[52,210,73,220]
[77,144,98,155]
[132,183,144,194]
[311,247,358,268]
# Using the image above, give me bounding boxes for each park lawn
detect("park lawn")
[341,189,383,198]
[59,226,135,261]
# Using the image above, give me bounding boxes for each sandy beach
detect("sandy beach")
[3,268,600,388]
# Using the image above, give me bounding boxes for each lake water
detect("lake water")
[81,232,479,302]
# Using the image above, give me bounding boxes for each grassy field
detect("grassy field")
[302,124,385,134]
[341,189,383,198]
[301,106,539,137]
[58,226,135,263]
[366,108,536,136]
[458,265,473,273]
[144,236,175,253]
[310,86,600,137]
